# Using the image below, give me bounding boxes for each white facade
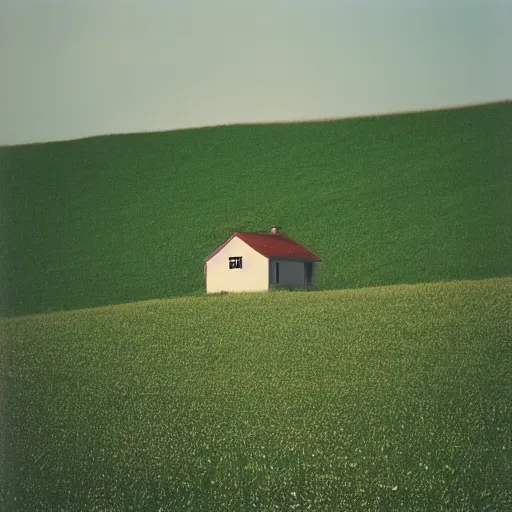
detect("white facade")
[206,236,320,294]
[206,237,269,294]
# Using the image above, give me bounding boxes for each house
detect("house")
[205,227,322,294]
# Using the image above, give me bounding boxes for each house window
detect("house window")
[229,256,242,269]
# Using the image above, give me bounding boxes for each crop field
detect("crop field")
[2,277,511,511]
[1,101,511,316]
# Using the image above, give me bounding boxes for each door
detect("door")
[305,262,313,286]
[270,260,280,285]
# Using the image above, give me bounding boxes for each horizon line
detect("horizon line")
[3,98,510,149]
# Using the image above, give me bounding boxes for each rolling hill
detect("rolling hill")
[1,101,511,316]
[2,277,511,510]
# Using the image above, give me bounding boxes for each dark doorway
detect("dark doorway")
[305,262,313,286]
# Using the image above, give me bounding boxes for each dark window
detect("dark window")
[275,261,280,284]
[229,256,242,269]
[305,262,313,285]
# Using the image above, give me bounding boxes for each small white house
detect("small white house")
[205,227,322,294]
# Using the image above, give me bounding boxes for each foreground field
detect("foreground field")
[1,101,511,316]
[2,277,512,511]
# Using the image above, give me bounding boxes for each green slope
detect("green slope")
[1,101,511,316]
[2,278,511,511]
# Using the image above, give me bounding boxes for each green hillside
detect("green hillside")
[1,101,511,316]
[2,278,511,511]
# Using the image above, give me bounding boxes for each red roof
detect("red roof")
[206,232,322,262]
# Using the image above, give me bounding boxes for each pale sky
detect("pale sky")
[1,0,511,146]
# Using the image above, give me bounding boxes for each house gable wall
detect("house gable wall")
[206,237,269,293]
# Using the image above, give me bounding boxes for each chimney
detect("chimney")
[270,226,282,235]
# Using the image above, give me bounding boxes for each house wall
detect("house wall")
[270,259,319,288]
[206,237,269,293]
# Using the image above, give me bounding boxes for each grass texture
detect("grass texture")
[1,101,511,316]
[2,277,511,511]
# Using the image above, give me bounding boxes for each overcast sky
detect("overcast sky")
[1,0,511,146]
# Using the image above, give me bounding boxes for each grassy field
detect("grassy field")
[1,101,511,316]
[2,277,511,511]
